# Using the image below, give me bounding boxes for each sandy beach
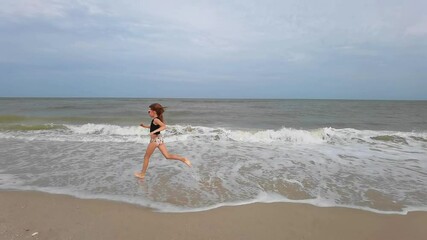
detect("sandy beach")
[0,191,426,240]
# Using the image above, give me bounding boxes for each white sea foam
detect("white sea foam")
[1,123,426,215]
[65,124,144,136]
[0,174,24,187]
[1,186,422,215]
[227,127,326,144]
[2,123,426,146]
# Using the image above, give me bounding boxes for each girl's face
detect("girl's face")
[148,108,156,118]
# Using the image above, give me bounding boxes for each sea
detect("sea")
[1,98,426,214]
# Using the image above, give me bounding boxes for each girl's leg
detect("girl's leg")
[158,144,192,167]
[135,142,158,179]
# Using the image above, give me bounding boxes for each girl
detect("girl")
[135,103,192,179]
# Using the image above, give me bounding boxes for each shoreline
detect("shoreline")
[1,190,427,240]
[1,188,419,215]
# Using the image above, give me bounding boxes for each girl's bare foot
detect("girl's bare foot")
[134,172,145,179]
[183,158,192,167]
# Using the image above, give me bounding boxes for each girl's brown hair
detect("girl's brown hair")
[149,103,166,123]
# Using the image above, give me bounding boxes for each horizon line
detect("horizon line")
[0,96,426,101]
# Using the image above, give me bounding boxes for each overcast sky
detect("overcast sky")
[0,0,426,99]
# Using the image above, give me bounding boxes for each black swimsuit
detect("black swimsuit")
[150,117,161,135]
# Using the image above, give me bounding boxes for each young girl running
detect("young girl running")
[135,103,192,179]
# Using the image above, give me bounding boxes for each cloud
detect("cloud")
[405,20,427,37]
[0,0,114,19]
[0,0,426,99]
[0,0,66,19]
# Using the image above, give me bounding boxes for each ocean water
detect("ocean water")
[1,98,427,214]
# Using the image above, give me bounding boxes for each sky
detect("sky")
[0,0,426,99]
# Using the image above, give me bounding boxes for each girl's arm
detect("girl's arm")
[140,122,150,128]
[150,118,167,134]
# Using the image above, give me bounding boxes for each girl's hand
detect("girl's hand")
[140,122,145,127]
[149,132,155,136]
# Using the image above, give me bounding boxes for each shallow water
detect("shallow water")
[1,98,426,214]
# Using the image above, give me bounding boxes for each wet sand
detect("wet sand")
[1,190,426,240]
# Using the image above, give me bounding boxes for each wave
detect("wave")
[371,135,409,144]
[0,114,129,125]
[0,124,67,131]
[2,124,426,216]
[1,123,426,145]
[0,115,27,123]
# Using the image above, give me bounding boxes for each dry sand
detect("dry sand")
[1,190,426,240]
